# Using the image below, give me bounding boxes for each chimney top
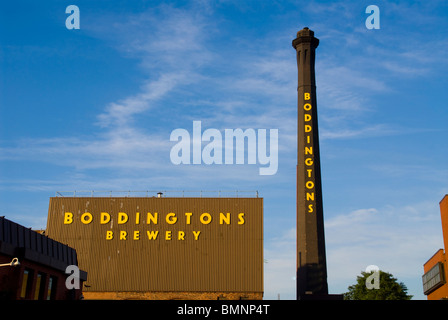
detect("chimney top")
[296,27,314,38]
[292,27,319,49]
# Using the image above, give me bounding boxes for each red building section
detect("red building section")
[423,195,448,300]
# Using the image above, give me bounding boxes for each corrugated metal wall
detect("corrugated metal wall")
[46,197,263,293]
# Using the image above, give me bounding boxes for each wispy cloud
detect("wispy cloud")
[368,163,448,183]
[91,5,215,131]
[1,5,216,176]
[264,227,296,299]
[325,201,443,298]
[1,25,297,185]
[263,200,444,299]
[96,73,187,128]
[6,1,443,175]
[320,124,393,140]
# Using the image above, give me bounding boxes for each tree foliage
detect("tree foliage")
[344,270,413,300]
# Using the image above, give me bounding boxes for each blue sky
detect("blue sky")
[1,0,447,300]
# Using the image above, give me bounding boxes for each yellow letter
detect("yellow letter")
[305,158,313,166]
[306,135,311,144]
[185,212,193,224]
[64,212,73,224]
[308,204,314,213]
[100,212,110,224]
[200,213,212,225]
[307,169,313,178]
[304,103,312,111]
[193,231,201,240]
[306,192,315,201]
[106,230,113,240]
[178,231,185,240]
[306,181,315,189]
[146,231,159,240]
[304,92,310,100]
[147,212,158,224]
[120,231,127,240]
[133,231,140,240]
[81,212,93,225]
[305,125,312,132]
[118,212,128,224]
[135,212,140,225]
[166,212,178,224]
[304,114,311,122]
[220,213,231,225]
[238,213,245,225]
[305,146,313,155]
[165,231,172,240]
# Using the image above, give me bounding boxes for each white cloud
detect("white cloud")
[325,201,443,298]
[0,6,216,175]
[264,228,296,300]
[96,73,187,128]
[320,124,392,140]
[368,164,448,183]
[262,200,444,299]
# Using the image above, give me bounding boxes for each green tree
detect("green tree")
[344,270,413,300]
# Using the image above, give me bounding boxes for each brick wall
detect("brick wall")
[83,291,263,300]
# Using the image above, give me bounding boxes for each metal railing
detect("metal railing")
[55,190,259,198]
